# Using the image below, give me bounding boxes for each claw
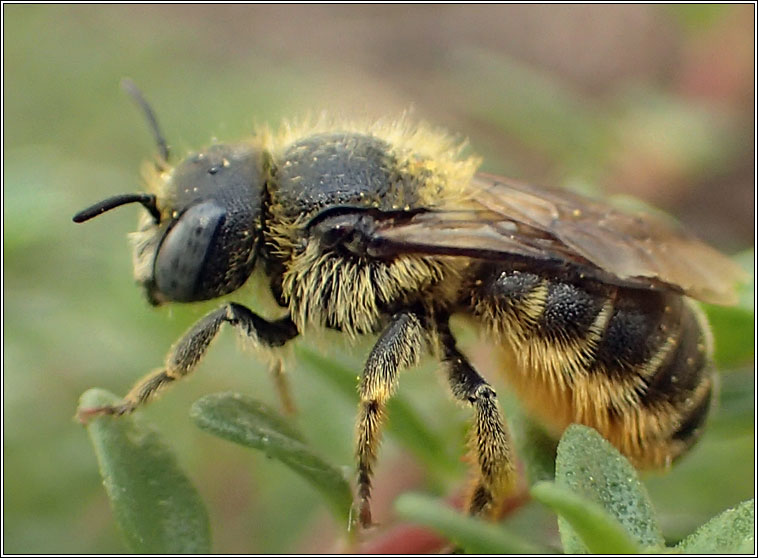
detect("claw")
[76,403,132,424]
[358,497,375,530]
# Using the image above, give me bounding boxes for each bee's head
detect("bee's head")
[74,81,266,305]
[75,143,266,305]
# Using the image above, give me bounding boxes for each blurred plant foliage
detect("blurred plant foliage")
[399,426,754,555]
[81,395,755,554]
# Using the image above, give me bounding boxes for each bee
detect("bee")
[75,81,745,528]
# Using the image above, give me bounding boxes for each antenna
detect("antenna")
[121,77,170,164]
[73,193,161,224]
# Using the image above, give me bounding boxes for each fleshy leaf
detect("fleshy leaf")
[79,389,211,554]
[554,425,664,553]
[677,499,755,554]
[502,391,558,484]
[394,493,547,554]
[703,249,754,368]
[531,481,641,554]
[190,392,352,524]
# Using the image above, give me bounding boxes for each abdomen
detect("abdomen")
[471,264,715,468]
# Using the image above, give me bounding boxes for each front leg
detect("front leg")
[77,303,298,422]
[355,310,427,528]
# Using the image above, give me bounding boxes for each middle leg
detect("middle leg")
[355,310,427,528]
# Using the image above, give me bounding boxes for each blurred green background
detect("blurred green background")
[3,5,754,554]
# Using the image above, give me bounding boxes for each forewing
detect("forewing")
[372,173,744,305]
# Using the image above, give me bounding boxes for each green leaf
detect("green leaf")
[394,493,547,554]
[502,391,557,485]
[553,425,664,553]
[703,249,754,368]
[531,482,641,554]
[296,346,459,478]
[667,4,731,33]
[79,389,211,554]
[677,499,755,554]
[190,392,352,524]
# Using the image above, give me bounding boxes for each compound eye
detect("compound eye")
[154,202,226,301]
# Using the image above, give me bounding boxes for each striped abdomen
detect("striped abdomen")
[472,265,715,468]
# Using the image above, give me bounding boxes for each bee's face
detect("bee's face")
[131,143,266,305]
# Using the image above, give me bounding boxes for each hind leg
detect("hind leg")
[438,321,515,518]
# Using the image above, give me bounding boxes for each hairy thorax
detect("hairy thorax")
[279,239,466,337]
[261,127,477,338]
